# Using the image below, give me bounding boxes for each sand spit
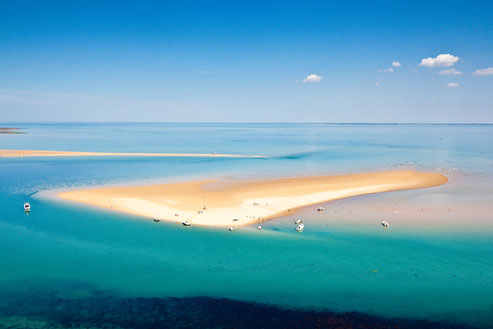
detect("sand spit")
[58,170,448,226]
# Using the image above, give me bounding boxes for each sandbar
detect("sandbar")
[0,150,265,158]
[58,170,448,226]
[0,128,25,134]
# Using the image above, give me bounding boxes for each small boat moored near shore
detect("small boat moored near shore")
[153,217,160,222]
[293,219,302,224]
[182,221,191,226]
[381,221,389,228]
[228,227,235,232]
[296,224,304,232]
[317,206,325,212]
[24,202,30,212]
[257,225,262,230]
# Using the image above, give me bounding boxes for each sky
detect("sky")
[0,0,492,123]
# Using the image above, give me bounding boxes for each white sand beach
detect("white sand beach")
[58,170,448,226]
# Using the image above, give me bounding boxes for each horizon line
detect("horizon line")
[1,122,492,125]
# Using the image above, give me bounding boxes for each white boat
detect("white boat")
[293,219,302,224]
[381,221,389,228]
[24,202,30,212]
[257,225,262,230]
[153,217,160,222]
[296,224,304,232]
[228,227,235,231]
[182,221,191,226]
[317,206,325,212]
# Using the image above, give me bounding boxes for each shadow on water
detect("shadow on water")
[0,281,479,329]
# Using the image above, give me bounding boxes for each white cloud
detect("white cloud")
[472,67,493,76]
[375,82,381,87]
[446,82,459,87]
[392,61,401,67]
[438,68,462,75]
[419,54,459,67]
[302,74,322,83]
[378,68,394,72]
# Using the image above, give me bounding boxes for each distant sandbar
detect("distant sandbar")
[0,128,25,135]
[0,150,266,158]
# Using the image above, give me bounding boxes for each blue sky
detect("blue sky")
[0,0,492,122]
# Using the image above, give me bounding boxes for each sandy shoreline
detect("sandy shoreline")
[0,150,266,158]
[58,170,448,226]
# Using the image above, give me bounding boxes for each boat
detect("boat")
[228,227,235,231]
[182,221,191,226]
[23,202,30,212]
[293,219,302,224]
[381,221,389,228]
[317,206,325,212]
[153,217,160,222]
[257,225,262,230]
[296,224,304,232]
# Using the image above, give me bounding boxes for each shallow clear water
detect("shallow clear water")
[0,123,492,328]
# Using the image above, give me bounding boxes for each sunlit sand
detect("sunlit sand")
[0,149,266,158]
[58,170,448,226]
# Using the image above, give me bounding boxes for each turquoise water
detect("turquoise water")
[1,123,492,328]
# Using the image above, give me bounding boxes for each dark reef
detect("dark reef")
[0,288,478,329]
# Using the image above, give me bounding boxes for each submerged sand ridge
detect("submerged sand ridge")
[0,150,266,158]
[58,170,448,227]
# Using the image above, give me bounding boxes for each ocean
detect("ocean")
[0,123,492,328]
